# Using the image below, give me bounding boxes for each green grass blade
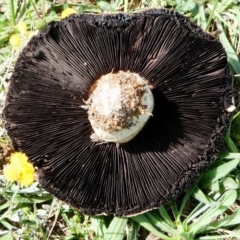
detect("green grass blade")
[205,0,219,31]
[200,158,240,184]
[145,212,179,236]
[189,190,237,235]
[225,136,238,153]
[178,183,198,218]
[159,206,175,227]
[225,122,238,153]
[0,219,12,230]
[196,4,207,29]
[185,203,210,224]
[0,232,13,240]
[90,216,108,238]
[215,0,236,13]
[213,11,239,35]
[60,212,71,227]
[126,220,140,240]
[218,152,240,160]
[169,200,179,220]
[0,202,11,211]
[221,177,239,190]
[132,214,171,240]
[105,217,127,240]
[206,207,240,229]
[9,0,16,26]
[217,19,240,74]
[97,1,116,11]
[233,111,240,121]
[192,186,213,205]
[199,232,240,239]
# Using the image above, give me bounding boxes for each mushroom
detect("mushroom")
[3,8,232,216]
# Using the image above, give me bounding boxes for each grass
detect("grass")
[0,0,240,239]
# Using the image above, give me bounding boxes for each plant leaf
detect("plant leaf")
[193,186,215,205]
[206,207,240,229]
[216,19,240,74]
[144,212,179,236]
[132,214,171,239]
[159,206,175,227]
[0,202,10,211]
[126,220,140,240]
[90,216,108,238]
[0,232,13,240]
[178,183,198,219]
[97,1,116,12]
[0,219,12,230]
[199,231,240,239]
[104,217,127,240]
[200,158,240,184]
[189,190,237,235]
[220,177,239,191]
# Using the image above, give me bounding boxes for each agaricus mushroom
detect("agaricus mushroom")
[3,9,232,216]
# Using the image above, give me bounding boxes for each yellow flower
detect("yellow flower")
[3,164,18,182]
[9,152,28,164]
[9,34,22,47]
[61,8,77,19]
[16,22,27,35]
[18,172,35,187]
[3,152,35,187]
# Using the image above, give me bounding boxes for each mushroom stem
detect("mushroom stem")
[82,71,154,143]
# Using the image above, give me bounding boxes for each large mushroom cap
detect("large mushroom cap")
[3,9,232,216]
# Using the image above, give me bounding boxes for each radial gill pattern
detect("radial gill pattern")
[3,9,232,216]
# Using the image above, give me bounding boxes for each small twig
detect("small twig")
[47,200,62,239]
[29,0,42,20]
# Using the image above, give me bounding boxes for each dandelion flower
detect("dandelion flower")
[16,22,28,35]
[9,151,28,164]
[9,34,22,47]
[3,164,18,182]
[18,172,35,187]
[3,152,35,187]
[61,8,77,19]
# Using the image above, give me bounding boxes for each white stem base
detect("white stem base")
[82,71,154,143]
